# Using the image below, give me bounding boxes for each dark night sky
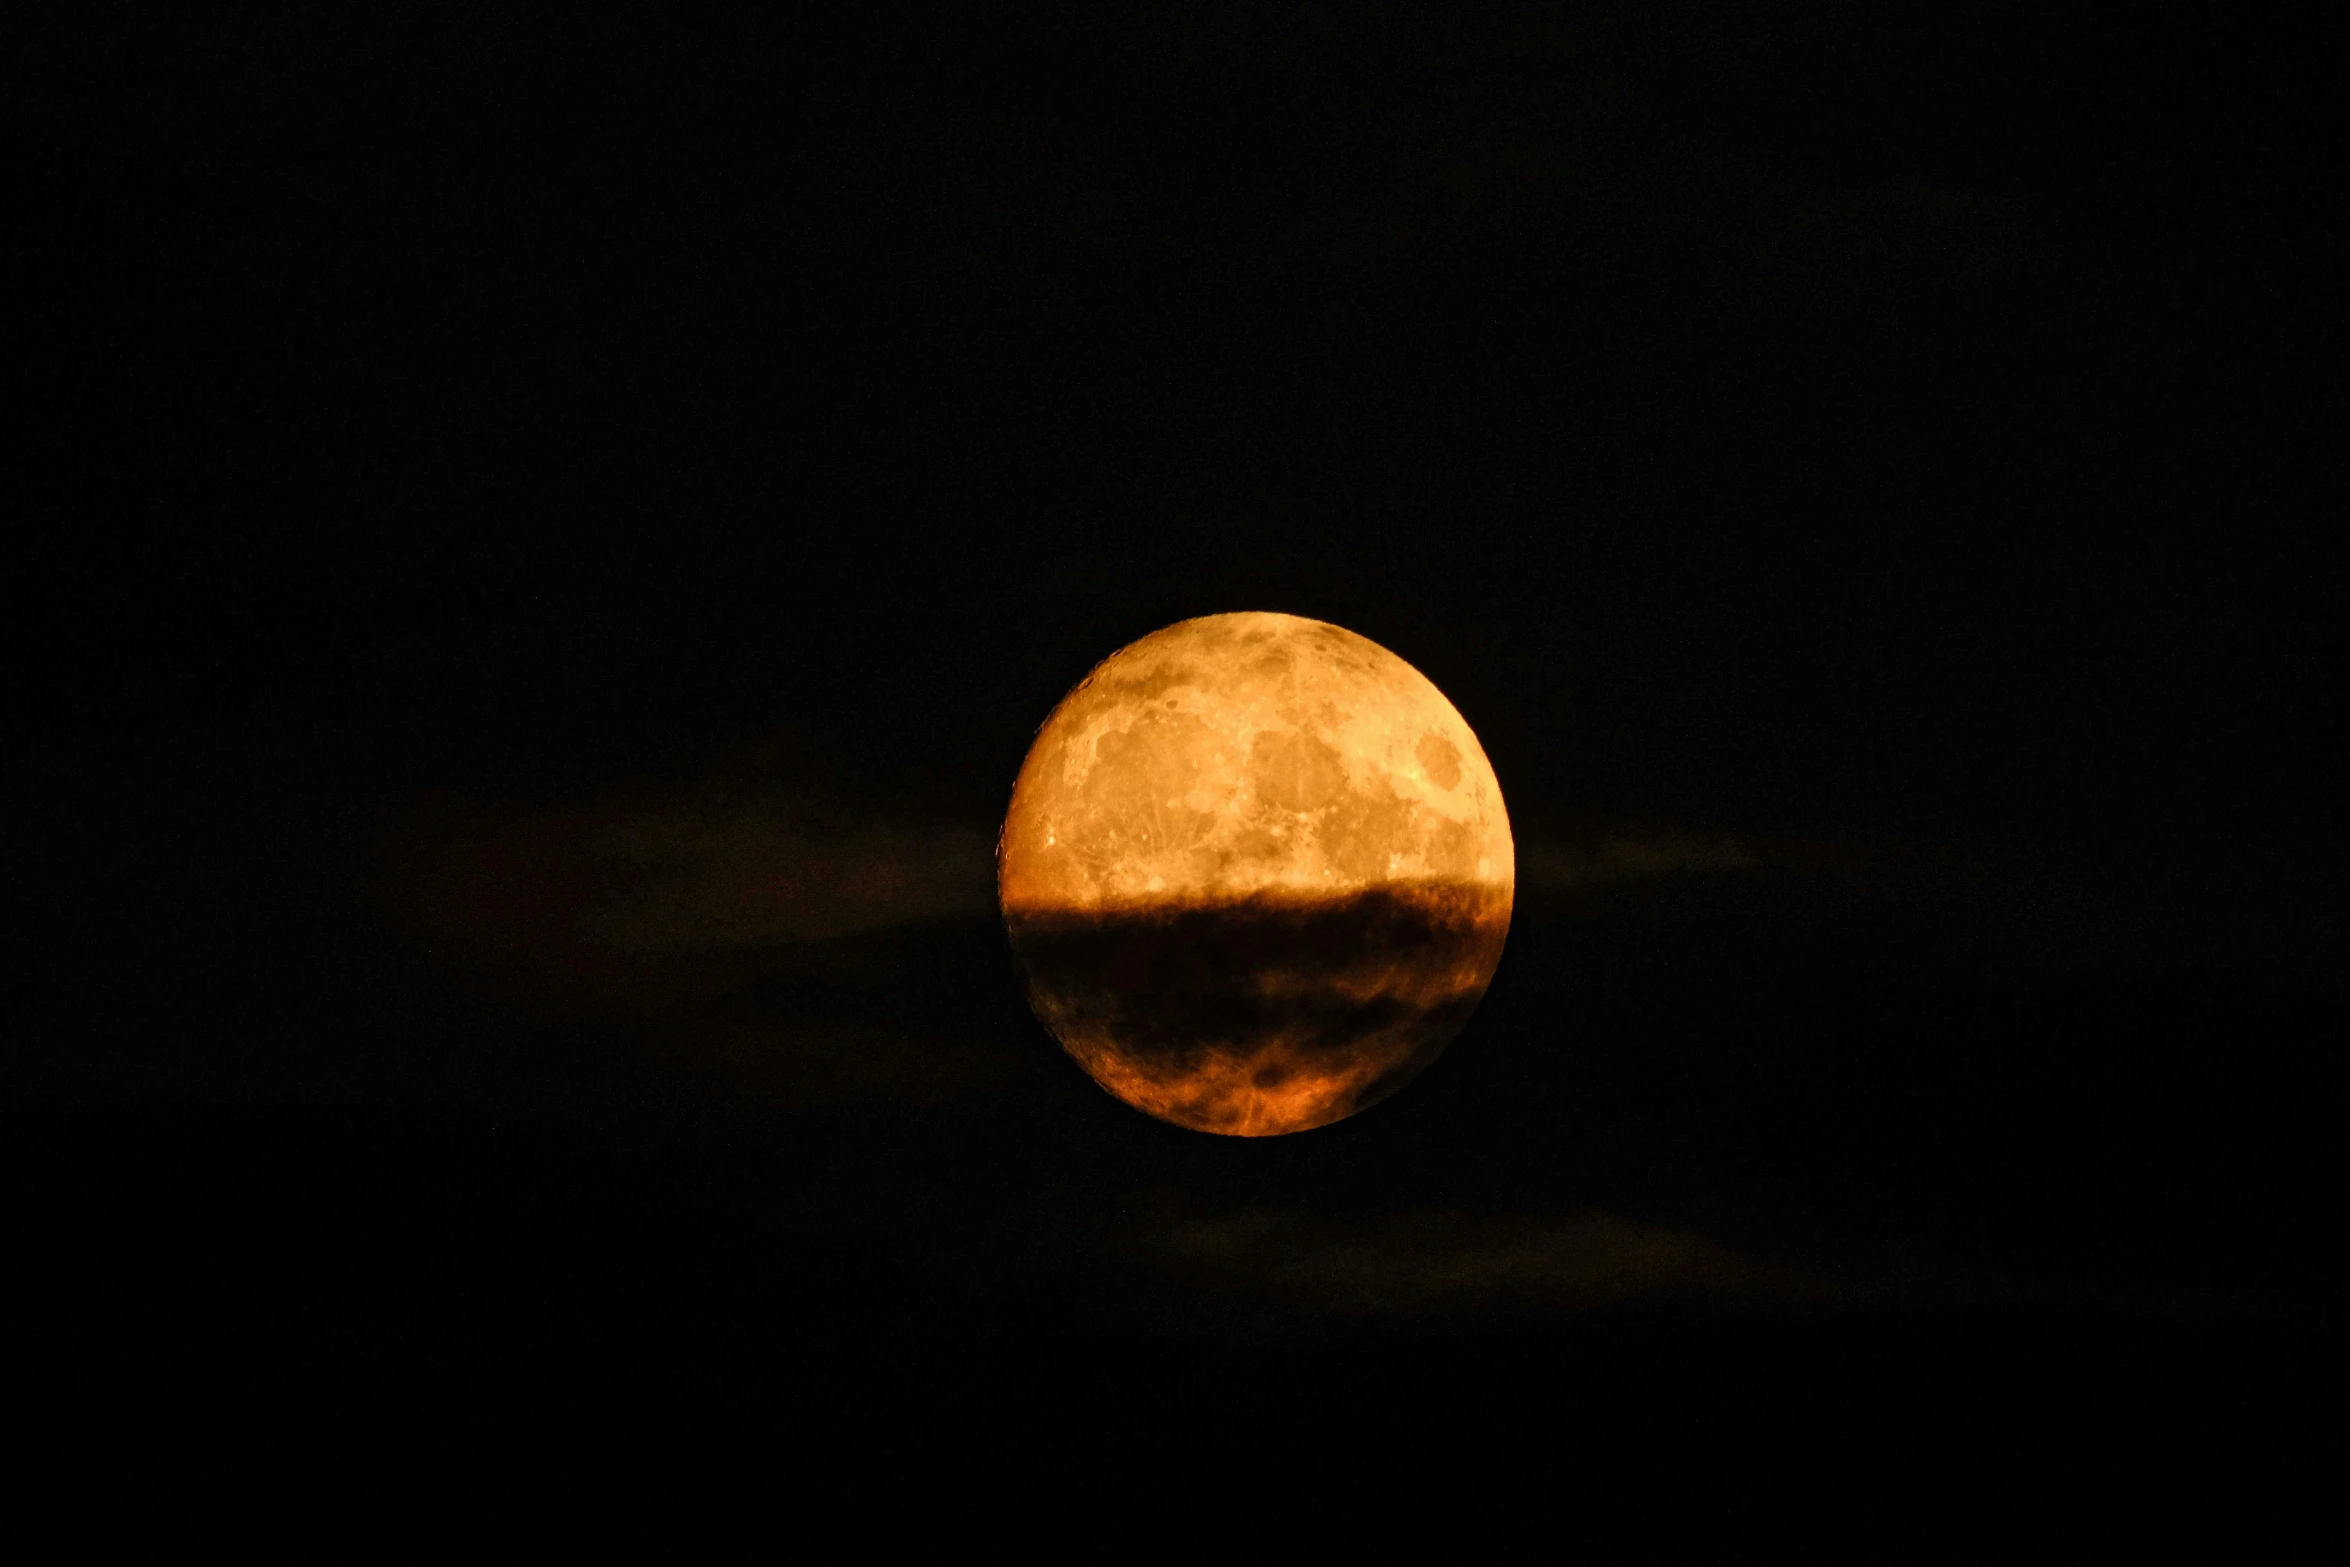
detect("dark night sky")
[11,2,2343,1527]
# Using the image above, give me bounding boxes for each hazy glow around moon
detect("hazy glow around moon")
[1000,613,1513,1136]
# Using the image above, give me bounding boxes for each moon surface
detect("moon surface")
[999,613,1513,1136]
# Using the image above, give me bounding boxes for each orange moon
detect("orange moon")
[999,613,1514,1136]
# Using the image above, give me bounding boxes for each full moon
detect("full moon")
[999,613,1514,1136]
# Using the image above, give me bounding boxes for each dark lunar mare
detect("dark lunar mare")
[1005,882,1512,1124]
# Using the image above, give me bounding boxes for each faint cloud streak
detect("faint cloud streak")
[1517,830,1760,888]
[1136,1202,1898,1316]
[357,782,992,983]
[331,763,1024,1110]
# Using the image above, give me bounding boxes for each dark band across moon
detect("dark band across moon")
[1006,881,1511,1136]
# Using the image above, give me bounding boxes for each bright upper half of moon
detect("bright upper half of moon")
[999,612,1512,909]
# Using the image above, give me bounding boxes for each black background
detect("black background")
[13,3,2341,1531]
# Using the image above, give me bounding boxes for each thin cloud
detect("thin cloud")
[1517,830,1760,889]
[355,783,993,990]
[1134,1202,1899,1316]
[1514,826,2118,950]
[331,772,1029,1110]
[1130,1200,2315,1324]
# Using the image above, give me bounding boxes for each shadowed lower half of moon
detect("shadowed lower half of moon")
[1005,879,1511,1136]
